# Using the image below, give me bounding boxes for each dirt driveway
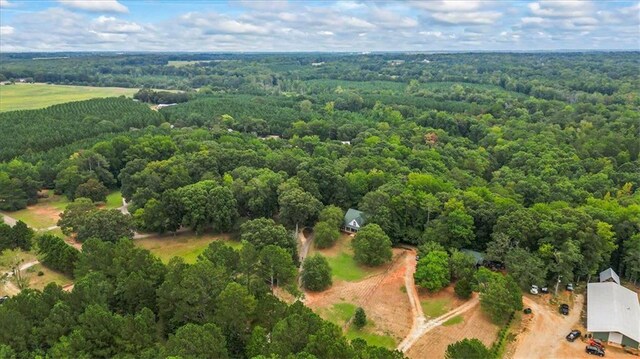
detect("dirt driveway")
[511,294,584,359]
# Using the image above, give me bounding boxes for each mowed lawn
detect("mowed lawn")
[0,83,138,112]
[319,302,396,349]
[103,191,123,209]
[2,190,69,229]
[134,232,242,264]
[309,233,376,282]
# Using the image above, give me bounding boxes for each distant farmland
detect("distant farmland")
[0,83,138,112]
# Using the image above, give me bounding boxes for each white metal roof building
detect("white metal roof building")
[587,281,640,349]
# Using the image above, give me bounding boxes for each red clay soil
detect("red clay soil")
[305,249,413,343]
[406,301,500,359]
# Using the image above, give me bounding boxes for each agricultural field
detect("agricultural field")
[2,190,69,229]
[0,83,138,112]
[167,60,213,67]
[134,232,242,264]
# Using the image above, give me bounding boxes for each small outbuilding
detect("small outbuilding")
[342,208,366,233]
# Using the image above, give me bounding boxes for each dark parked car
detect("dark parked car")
[560,304,569,315]
[566,283,574,291]
[540,287,549,294]
[523,308,532,314]
[586,345,605,356]
[566,330,581,342]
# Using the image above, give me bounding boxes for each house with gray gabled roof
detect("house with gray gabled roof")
[599,267,620,285]
[342,208,366,233]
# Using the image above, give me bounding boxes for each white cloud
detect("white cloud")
[409,0,503,25]
[431,11,502,25]
[370,8,418,28]
[0,26,14,35]
[410,0,483,12]
[57,0,128,13]
[238,0,288,11]
[528,1,594,18]
[318,31,334,36]
[0,0,14,8]
[92,16,143,33]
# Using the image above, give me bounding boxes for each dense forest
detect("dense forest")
[1,52,639,358]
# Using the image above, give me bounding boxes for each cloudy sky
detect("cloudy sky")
[1,0,638,52]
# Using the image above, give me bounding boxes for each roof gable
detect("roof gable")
[344,208,366,228]
[599,267,620,285]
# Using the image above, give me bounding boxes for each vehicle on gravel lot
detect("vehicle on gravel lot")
[540,287,549,293]
[523,308,532,314]
[560,303,569,315]
[566,283,574,291]
[586,345,605,356]
[588,338,604,349]
[530,285,539,294]
[566,330,581,342]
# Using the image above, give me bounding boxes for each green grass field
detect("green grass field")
[326,252,367,281]
[0,83,138,112]
[103,191,123,209]
[346,327,396,349]
[25,263,73,290]
[2,190,69,229]
[309,234,377,282]
[167,60,213,67]
[134,232,241,264]
[321,302,357,325]
[421,298,453,318]
[443,315,464,326]
[0,249,38,273]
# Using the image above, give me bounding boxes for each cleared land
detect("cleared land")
[305,247,412,349]
[406,298,500,359]
[507,293,633,359]
[2,190,68,229]
[308,233,381,282]
[25,263,72,290]
[167,60,213,67]
[0,83,137,112]
[134,232,241,264]
[103,191,123,209]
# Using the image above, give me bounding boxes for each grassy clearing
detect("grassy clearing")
[0,83,138,112]
[326,253,367,282]
[104,191,123,209]
[443,315,464,326]
[134,232,241,264]
[346,327,396,349]
[25,263,72,290]
[309,234,373,282]
[167,60,213,67]
[421,298,453,318]
[0,249,38,272]
[2,190,69,229]
[321,302,357,326]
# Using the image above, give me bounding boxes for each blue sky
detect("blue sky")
[1,0,638,52]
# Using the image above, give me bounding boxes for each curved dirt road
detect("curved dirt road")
[397,252,480,353]
[511,294,584,359]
